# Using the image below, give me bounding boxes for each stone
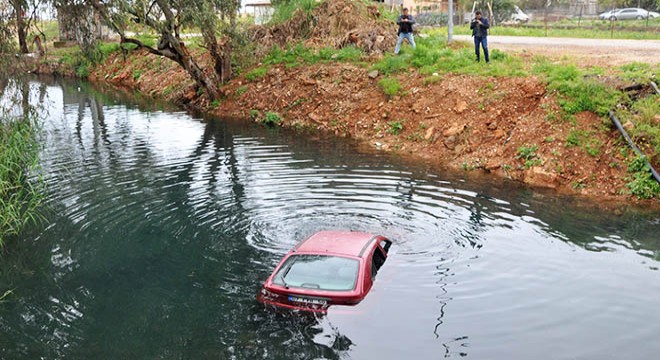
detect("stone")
[493,129,506,139]
[485,161,501,170]
[382,113,388,119]
[623,120,635,131]
[368,70,379,79]
[653,115,660,125]
[443,124,466,137]
[524,167,559,189]
[487,121,498,130]
[444,135,457,150]
[424,126,435,141]
[455,100,468,114]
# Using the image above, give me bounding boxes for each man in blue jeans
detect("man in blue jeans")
[470,11,490,63]
[394,8,416,55]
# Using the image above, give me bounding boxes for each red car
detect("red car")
[257,231,392,312]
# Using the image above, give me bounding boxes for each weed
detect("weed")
[132,69,141,81]
[516,144,542,169]
[245,67,268,82]
[263,112,282,126]
[211,100,221,108]
[235,86,248,96]
[566,130,582,147]
[423,75,442,85]
[544,136,554,143]
[249,109,260,119]
[387,120,404,135]
[625,155,660,199]
[378,77,402,97]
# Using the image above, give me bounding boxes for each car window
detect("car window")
[379,239,392,253]
[273,255,359,291]
[371,247,386,279]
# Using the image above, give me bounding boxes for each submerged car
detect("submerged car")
[257,231,392,312]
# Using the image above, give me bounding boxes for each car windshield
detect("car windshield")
[273,255,359,291]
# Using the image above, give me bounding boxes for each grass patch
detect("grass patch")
[235,85,248,96]
[0,108,43,247]
[245,66,268,81]
[378,77,402,97]
[534,59,620,116]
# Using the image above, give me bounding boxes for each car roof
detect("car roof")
[294,231,380,258]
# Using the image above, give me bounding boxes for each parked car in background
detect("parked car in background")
[257,231,392,313]
[598,8,620,20]
[603,8,659,20]
[511,5,530,23]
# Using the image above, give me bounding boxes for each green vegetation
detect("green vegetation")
[533,59,620,116]
[264,43,365,68]
[516,144,542,169]
[387,120,404,135]
[372,31,525,77]
[263,111,282,126]
[245,66,268,81]
[0,110,43,247]
[269,0,320,25]
[378,77,402,97]
[235,85,248,96]
[626,155,660,199]
[452,20,660,40]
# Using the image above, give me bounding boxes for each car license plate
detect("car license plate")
[288,295,327,305]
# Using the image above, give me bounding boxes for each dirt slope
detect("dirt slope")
[215,62,632,199]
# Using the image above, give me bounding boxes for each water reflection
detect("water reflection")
[0,77,658,359]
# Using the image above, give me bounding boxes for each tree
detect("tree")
[91,0,240,101]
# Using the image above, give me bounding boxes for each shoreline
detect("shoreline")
[24,44,659,207]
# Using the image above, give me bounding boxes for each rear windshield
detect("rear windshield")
[273,255,359,291]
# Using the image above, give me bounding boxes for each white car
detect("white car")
[511,6,530,23]
[602,8,658,20]
[598,8,620,20]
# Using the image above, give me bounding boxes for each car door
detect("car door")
[619,9,636,19]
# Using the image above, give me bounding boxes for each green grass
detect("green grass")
[533,59,621,116]
[269,0,319,25]
[245,66,268,81]
[372,31,526,77]
[265,43,365,68]
[451,21,660,40]
[378,77,402,97]
[0,110,44,247]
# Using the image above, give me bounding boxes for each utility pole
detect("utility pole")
[448,0,454,42]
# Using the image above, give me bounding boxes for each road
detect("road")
[453,35,660,65]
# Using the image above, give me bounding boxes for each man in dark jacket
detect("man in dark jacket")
[470,11,490,63]
[394,8,416,55]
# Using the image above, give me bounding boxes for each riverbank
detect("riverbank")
[19,3,659,203]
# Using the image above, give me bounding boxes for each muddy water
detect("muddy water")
[1,78,659,359]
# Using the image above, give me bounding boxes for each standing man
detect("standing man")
[470,11,490,63]
[394,8,416,55]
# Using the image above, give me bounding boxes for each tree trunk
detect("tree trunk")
[202,29,232,83]
[14,1,29,53]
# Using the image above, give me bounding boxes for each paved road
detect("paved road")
[453,35,660,65]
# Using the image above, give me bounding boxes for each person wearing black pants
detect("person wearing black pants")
[470,11,490,63]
